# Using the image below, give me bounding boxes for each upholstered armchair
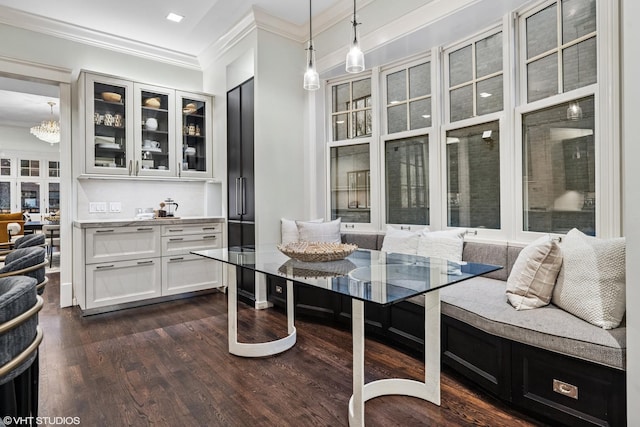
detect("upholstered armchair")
[0,275,43,418]
[0,247,48,295]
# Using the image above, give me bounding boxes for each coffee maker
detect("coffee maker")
[164,198,179,217]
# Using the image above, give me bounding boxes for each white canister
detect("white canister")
[145,117,158,131]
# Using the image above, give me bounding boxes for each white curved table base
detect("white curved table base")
[227,265,296,357]
[349,291,441,427]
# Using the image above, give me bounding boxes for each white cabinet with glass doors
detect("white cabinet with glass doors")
[81,72,213,179]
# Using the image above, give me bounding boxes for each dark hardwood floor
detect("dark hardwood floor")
[38,273,547,426]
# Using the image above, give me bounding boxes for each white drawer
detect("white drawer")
[161,233,221,256]
[161,223,222,236]
[86,257,162,309]
[161,253,221,296]
[86,225,161,264]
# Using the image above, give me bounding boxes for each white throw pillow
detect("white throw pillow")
[281,218,322,244]
[552,228,626,329]
[296,218,342,243]
[506,235,563,310]
[380,226,423,255]
[416,228,466,262]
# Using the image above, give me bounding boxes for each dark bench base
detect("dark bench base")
[266,278,627,427]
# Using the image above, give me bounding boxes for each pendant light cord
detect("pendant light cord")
[352,0,359,43]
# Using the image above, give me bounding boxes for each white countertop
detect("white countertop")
[73,216,225,228]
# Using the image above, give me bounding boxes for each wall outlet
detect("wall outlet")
[109,202,122,213]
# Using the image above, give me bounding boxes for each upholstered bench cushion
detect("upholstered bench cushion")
[438,277,626,370]
[0,275,38,384]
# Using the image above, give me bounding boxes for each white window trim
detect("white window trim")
[443,24,505,125]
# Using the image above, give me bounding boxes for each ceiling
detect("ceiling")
[0,0,343,131]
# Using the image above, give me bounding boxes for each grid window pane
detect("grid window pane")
[0,159,10,176]
[21,182,40,213]
[476,33,502,78]
[353,79,371,105]
[562,0,596,44]
[332,83,350,113]
[388,104,407,134]
[450,85,474,122]
[526,4,558,59]
[449,45,473,87]
[476,75,504,115]
[352,110,372,137]
[333,113,349,141]
[410,98,432,130]
[409,62,430,98]
[563,37,597,92]
[385,136,429,225]
[330,144,370,223]
[387,70,406,104]
[447,121,501,229]
[527,53,558,102]
[0,182,10,213]
[522,96,595,235]
[49,182,60,211]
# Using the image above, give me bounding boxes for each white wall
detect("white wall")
[0,124,61,156]
[622,0,639,421]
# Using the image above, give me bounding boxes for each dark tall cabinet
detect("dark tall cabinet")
[227,78,255,305]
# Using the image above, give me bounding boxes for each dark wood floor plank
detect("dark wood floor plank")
[36,273,548,426]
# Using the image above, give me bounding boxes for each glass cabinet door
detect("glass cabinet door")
[134,84,176,176]
[176,91,212,177]
[85,74,133,175]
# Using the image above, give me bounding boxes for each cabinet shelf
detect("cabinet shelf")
[94,99,125,108]
[142,106,169,114]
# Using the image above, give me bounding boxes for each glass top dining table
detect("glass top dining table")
[193,244,501,306]
[193,244,502,427]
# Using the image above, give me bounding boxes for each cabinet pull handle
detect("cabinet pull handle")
[128,160,132,175]
[169,257,184,262]
[96,229,115,233]
[168,229,184,232]
[137,227,153,231]
[202,227,217,231]
[203,235,217,239]
[96,264,115,269]
[169,237,184,241]
[135,160,140,175]
[400,225,411,230]
[235,177,241,216]
[344,224,355,229]
[137,260,154,265]
[241,176,246,215]
[178,162,181,177]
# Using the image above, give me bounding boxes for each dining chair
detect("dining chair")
[0,247,48,295]
[0,275,43,419]
[41,224,60,268]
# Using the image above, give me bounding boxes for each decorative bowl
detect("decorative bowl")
[144,97,161,108]
[183,103,197,114]
[277,242,358,262]
[101,92,122,102]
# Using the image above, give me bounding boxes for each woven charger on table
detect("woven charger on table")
[278,259,357,278]
[277,242,358,262]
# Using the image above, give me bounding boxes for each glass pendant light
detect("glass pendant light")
[303,0,320,91]
[345,0,364,73]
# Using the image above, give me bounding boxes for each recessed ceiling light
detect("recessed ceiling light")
[336,120,345,124]
[422,114,431,119]
[166,13,184,23]
[479,92,492,98]
[389,100,401,105]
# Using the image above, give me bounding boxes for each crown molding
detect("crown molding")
[0,5,201,70]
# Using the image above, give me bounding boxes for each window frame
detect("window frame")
[381,54,433,135]
[444,26,505,124]
[326,70,380,232]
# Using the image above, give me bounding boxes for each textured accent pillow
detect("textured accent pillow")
[552,228,626,329]
[281,218,323,244]
[506,235,563,310]
[380,225,424,255]
[416,228,466,261]
[296,218,341,243]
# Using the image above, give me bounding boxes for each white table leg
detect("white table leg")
[348,290,441,426]
[227,265,297,357]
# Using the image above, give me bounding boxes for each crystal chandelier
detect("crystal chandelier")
[30,101,60,144]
